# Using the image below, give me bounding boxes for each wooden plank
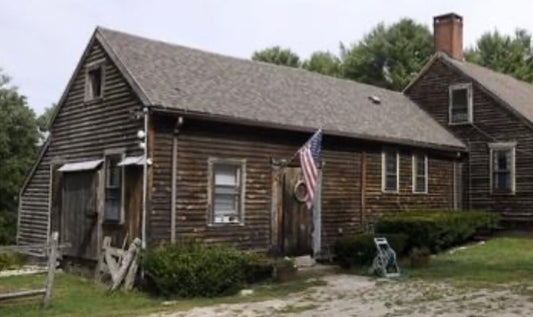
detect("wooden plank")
[43,232,58,308]
[0,289,45,301]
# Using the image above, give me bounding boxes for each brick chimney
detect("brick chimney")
[433,13,463,60]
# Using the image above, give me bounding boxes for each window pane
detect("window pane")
[386,174,397,191]
[494,171,511,192]
[106,156,121,188]
[214,185,238,195]
[494,150,510,171]
[215,165,238,186]
[416,176,426,192]
[104,188,120,221]
[214,194,238,215]
[89,68,102,98]
[451,88,469,122]
[452,88,468,107]
[384,151,397,191]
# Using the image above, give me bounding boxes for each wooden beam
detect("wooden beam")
[43,231,58,308]
[360,151,367,229]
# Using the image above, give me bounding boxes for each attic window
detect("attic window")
[85,62,104,101]
[369,95,381,104]
[449,83,473,124]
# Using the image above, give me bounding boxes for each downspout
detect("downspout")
[142,106,149,250]
[170,116,184,243]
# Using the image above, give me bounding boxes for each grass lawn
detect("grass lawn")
[0,272,325,317]
[405,237,533,285]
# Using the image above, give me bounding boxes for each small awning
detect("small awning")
[118,156,146,166]
[58,159,103,172]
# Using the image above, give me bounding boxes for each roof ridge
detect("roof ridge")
[96,26,406,97]
[442,53,533,89]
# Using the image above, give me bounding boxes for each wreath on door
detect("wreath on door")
[293,180,308,203]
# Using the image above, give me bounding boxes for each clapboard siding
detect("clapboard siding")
[151,116,457,253]
[18,39,143,249]
[406,59,533,221]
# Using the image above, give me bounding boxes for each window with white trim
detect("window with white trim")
[104,154,124,222]
[382,149,399,193]
[412,154,428,193]
[209,159,245,224]
[490,143,516,194]
[449,83,473,124]
[85,61,105,101]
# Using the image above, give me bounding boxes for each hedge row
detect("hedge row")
[143,241,272,298]
[376,209,499,252]
[334,233,407,268]
[334,210,499,268]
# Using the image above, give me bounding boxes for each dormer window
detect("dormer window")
[449,83,473,124]
[85,61,105,101]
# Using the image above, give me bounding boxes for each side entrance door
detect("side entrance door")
[61,171,98,259]
[280,167,313,256]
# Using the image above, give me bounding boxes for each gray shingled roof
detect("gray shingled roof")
[97,27,464,150]
[441,53,533,125]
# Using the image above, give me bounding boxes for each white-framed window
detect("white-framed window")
[382,148,399,193]
[104,152,125,223]
[208,158,246,225]
[412,154,428,193]
[489,142,516,194]
[449,83,473,124]
[85,60,105,101]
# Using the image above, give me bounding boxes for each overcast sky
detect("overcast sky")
[1,0,532,114]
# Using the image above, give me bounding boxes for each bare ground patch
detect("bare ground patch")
[146,274,533,317]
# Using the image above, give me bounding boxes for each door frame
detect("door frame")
[270,161,322,257]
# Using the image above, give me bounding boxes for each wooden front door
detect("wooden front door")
[280,167,313,256]
[61,171,98,259]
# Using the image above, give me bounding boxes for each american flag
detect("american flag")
[299,129,322,210]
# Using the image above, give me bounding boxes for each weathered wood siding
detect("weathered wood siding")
[18,39,144,249]
[151,116,457,252]
[406,59,533,221]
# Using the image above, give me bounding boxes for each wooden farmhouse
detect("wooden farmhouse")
[19,12,532,261]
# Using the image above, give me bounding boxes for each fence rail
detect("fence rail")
[0,232,69,308]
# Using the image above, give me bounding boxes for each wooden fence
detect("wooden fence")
[0,232,69,308]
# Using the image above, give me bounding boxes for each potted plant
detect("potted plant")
[410,247,431,268]
[274,257,297,281]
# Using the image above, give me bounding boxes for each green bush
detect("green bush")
[242,252,274,284]
[334,233,408,268]
[375,209,499,252]
[0,251,26,271]
[143,241,249,298]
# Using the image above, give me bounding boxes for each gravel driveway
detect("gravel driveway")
[147,274,533,317]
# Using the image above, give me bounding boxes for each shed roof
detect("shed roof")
[96,27,464,150]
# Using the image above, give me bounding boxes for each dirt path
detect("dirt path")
[147,274,533,317]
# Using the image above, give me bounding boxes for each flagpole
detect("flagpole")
[278,128,322,169]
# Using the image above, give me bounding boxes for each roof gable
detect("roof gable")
[95,27,464,150]
[406,52,533,129]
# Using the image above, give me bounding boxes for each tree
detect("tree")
[252,46,301,67]
[341,18,433,91]
[37,103,57,133]
[302,51,342,77]
[0,69,38,244]
[465,29,533,83]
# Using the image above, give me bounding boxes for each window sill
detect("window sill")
[490,192,516,196]
[84,97,104,105]
[448,121,472,126]
[102,219,124,225]
[382,190,399,194]
[207,222,244,227]
[412,191,428,195]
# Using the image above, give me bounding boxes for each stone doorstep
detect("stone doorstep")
[293,255,316,268]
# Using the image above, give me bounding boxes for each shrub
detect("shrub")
[0,251,26,271]
[143,241,249,297]
[334,233,408,268]
[375,209,499,252]
[242,252,274,284]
